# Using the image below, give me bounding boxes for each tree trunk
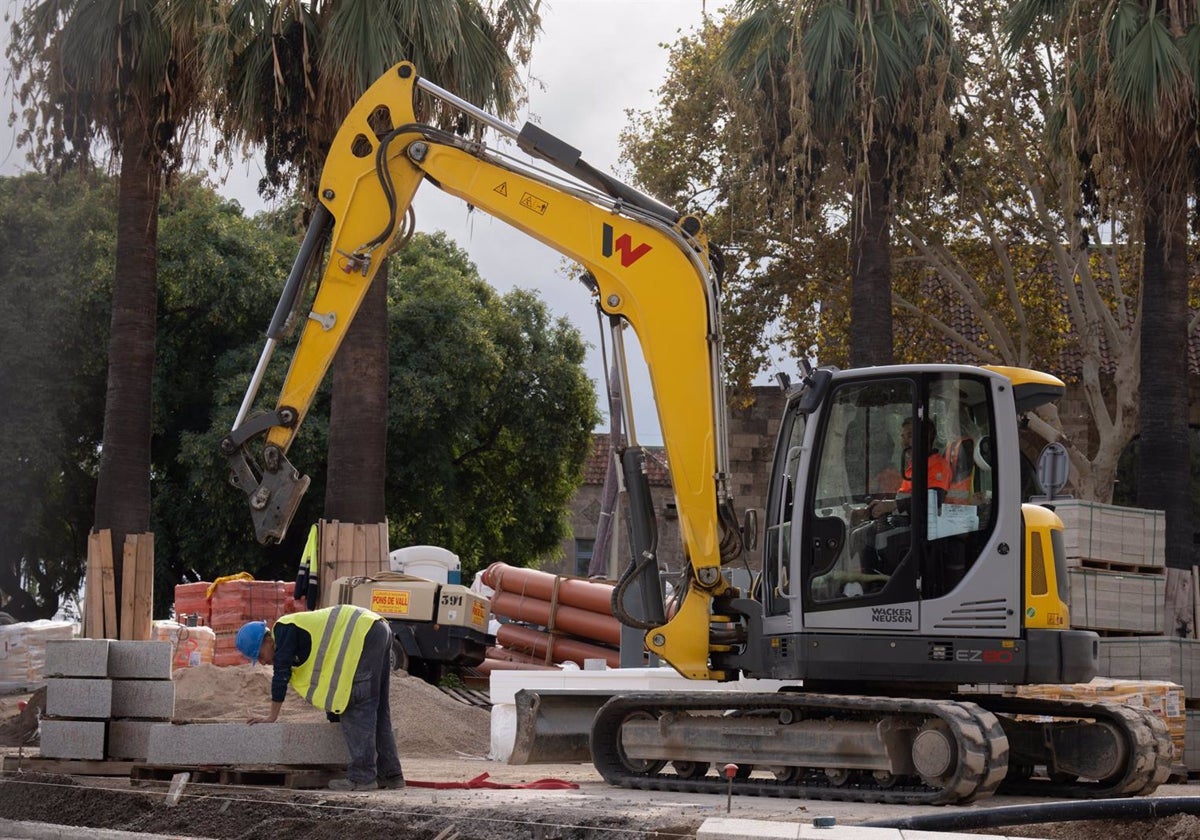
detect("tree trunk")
[1138,186,1192,587]
[850,144,895,368]
[324,261,389,523]
[93,114,160,567]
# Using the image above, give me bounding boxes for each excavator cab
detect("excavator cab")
[732,364,1095,689]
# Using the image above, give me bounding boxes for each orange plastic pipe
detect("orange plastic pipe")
[482,562,615,615]
[476,658,560,674]
[497,623,621,669]
[490,590,622,646]
[486,645,547,664]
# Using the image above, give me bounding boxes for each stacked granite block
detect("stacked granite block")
[41,639,174,761]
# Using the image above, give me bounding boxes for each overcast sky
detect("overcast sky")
[0,0,716,445]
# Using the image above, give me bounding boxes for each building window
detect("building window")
[574,539,595,576]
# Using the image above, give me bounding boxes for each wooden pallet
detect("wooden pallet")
[1067,557,1167,576]
[130,763,337,789]
[2,755,136,776]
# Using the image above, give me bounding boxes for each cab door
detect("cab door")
[800,377,925,631]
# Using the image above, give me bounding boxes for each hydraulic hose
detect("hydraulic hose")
[861,797,1200,831]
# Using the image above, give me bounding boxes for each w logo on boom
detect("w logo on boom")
[602,223,652,267]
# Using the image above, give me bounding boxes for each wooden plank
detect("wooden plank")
[2,756,135,776]
[338,521,356,579]
[130,763,337,789]
[97,531,118,641]
[352,523,367,579]
[1168,568,1193,639]
[363,522,383,578]
[134,533,154,641]
[84,532,103,639]
[120,536,137,640]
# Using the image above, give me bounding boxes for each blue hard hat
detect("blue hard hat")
[235,620,269,661]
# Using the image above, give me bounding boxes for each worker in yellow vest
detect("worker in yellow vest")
[237,604,404,792]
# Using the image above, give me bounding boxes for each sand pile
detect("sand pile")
[171,663,492,758]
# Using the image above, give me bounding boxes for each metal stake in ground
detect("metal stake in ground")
[723,764,738,813]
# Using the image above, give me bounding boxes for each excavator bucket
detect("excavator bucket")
[508,689,613,764]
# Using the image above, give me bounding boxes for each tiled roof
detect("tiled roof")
[583,434,672,487]
[901,262,1200,379]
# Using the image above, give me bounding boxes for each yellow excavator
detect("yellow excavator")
[222,62,1171,805]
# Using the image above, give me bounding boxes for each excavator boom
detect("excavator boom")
[224,62,736,679]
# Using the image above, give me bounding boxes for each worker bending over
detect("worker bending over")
[237,604,404,792]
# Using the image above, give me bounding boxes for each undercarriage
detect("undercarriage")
[589,691,1172,805]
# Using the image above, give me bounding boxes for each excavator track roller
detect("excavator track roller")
[590,692,1010,805]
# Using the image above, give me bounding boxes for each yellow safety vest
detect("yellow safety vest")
[276,605,381,714]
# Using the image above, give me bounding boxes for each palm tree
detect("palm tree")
[720,0,961,367]
[1005,2,1199,627]
[8,0,207,594]
[214,0,539,531]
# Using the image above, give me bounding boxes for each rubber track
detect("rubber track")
[590,692,1009,805]
[978,696,1172,798]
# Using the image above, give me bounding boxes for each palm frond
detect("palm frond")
[1108,7,1190,129]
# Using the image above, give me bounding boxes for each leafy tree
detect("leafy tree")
[8,0,210,590]
[149,180,301,613]
[209,0,541,536]
[893,8,1145,503]
[625,10,1168,516]
[382,234,597,576]
[182,231,596,583]
[720,0,962,367]
[1004,2,1200,593]
[0,172,115,619]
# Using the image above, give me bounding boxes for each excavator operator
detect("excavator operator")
[867,416,950,520]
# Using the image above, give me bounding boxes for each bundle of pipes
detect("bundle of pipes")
[480,563,625,669]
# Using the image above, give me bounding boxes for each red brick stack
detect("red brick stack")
[173,580,302,666]
[173,582,212,626]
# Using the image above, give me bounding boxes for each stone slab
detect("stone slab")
[111,679,175,720]
[44,639,110,678]
[107,719,159,761]
[145,722,350,766]
[45,678,112,719]
[38,719,107,760]
[107,641,173,680]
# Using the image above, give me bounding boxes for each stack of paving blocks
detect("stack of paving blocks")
[1055,499,1166,634]
[1016,677,1186,762]
[1096,636,1200,772]
[1049,500,1200,773]
[39,637,350,768]
[41,639,175,761]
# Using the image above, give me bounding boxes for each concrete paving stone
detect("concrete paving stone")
[144,722,350,766]
[38,719,107,761]
[106,641,172,680]
[43,640,110,678]
[106,720,158,761]
[110,680,175,720]
[696,819,1048,840]
[44,678,112,719]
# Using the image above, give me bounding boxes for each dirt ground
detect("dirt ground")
[3,668,1200,839]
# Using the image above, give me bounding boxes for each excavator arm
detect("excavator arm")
[223,62,741,679]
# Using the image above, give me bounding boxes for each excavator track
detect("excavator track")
[590,692,1009,805]
[975,696,1172,799]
